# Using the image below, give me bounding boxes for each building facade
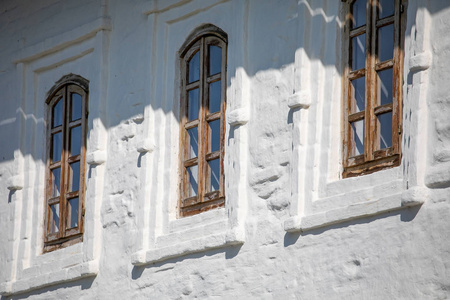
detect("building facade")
[1,0,450,298]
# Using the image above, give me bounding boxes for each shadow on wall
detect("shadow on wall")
[0,277,95,300]
[130,244,242,280]
[0,0,449,163]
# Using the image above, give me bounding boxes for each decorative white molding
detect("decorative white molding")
[86,150,107,165]
[131,228,244,266]
[0,260,98,296]
[137,138,155,153]
[287,90,311,109]
[409,51,431,72]
[13,17,112,64]
[227,107,249,126]
[284,192,423,233]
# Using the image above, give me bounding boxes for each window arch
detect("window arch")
[45,74,88,251]
[179,25,227,217]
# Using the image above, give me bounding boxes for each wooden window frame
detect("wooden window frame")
[343,0,405,178]
[179,25,227,217]
[44,75,88,252]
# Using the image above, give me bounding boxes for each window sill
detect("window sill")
[131,209,245,266]
[284,186,426,233]
[0,259,98,296]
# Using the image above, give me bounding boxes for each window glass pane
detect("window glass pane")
[187,127,198,159]
[351,0,366,28]
[186,165,198,197]
[51,168,61,197]
[378,68,393,106]
[188,51,200,83]
[209,45,222,76]
[50,203,60,234]
[208,159,220,192]
[378,24,394,62]
[67,197,79,229]
[52,98,63,128]
[351,119,365,156]
[379,0,395,19]
[69,161,80,192]
[209,80,221,113]
[378,112,392,149]
[71,93,82,121]
[209,119,221,153]
[351,33,366,71]
[70,126,81,156]
[351,77,365,113]
[188,88,199,121]
[52,132,62,162]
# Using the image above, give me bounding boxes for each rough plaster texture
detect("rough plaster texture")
[1,0,450,299]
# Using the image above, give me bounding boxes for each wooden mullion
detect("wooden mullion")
[205,151,220,161]
[219,38,227,197]
[363,0,374,161]
[205,111,221,122]
[48,196,60,205]
[186,81,200,91]
[348,68,366,80]
[49,161,62,169]
[60,85,68,236]
[374,60,393,71]
[68,119,82,127]
[185,119,199,129]
[50,126,62,134]
[373,102,393,115]
[206,73,221,84]
[349,26,366,38]
[391,0,402,155]
[348,111,365,123]
[376,16,394,27]
[197,37,206,203]
[184,157,198,168]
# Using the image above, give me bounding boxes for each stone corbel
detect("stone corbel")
[137,138,155,153]
[86,150,107,165]
[409,51,431,72]
[228,107,249,126]
[288,90,311,109]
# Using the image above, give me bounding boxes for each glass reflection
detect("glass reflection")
[209,45,222,76]
[70,126,81,156]
[187,165,198,197]
[67,197,79,228]
[188,89,199,121]
[378,68,393,106]
[69,161,80,192]
[378,25,394,62]
[352,33,366,70]
[50,203,60,233]
[378,112,392,149]
[351,120,365,156]
[52,168,61,197]
[351,77,365,113]
[188,51,200,83]
[188,127,198,159]
[351,0,366,28]
[52,132,62,162]
[209,81,221,113]
[208,159,220,192]
[52,98,63,128]
[209,120,220,153]
[71,93,82,121]
[379,0,395,19]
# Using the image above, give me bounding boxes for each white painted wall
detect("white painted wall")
[1,0,450,299]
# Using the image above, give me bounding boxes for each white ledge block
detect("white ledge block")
[131,230,245,266]
[409,51,431,72]
[86,150,107,165]
[137,138,155,153]
[401,186,427,206]
[284,194,404,233]
[228,108,249,126]
[7,175,24,191]
[0,260,98,296]
[287,91,311,109]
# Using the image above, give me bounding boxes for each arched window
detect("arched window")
[45,74,88,250]
[179,25,227,217]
